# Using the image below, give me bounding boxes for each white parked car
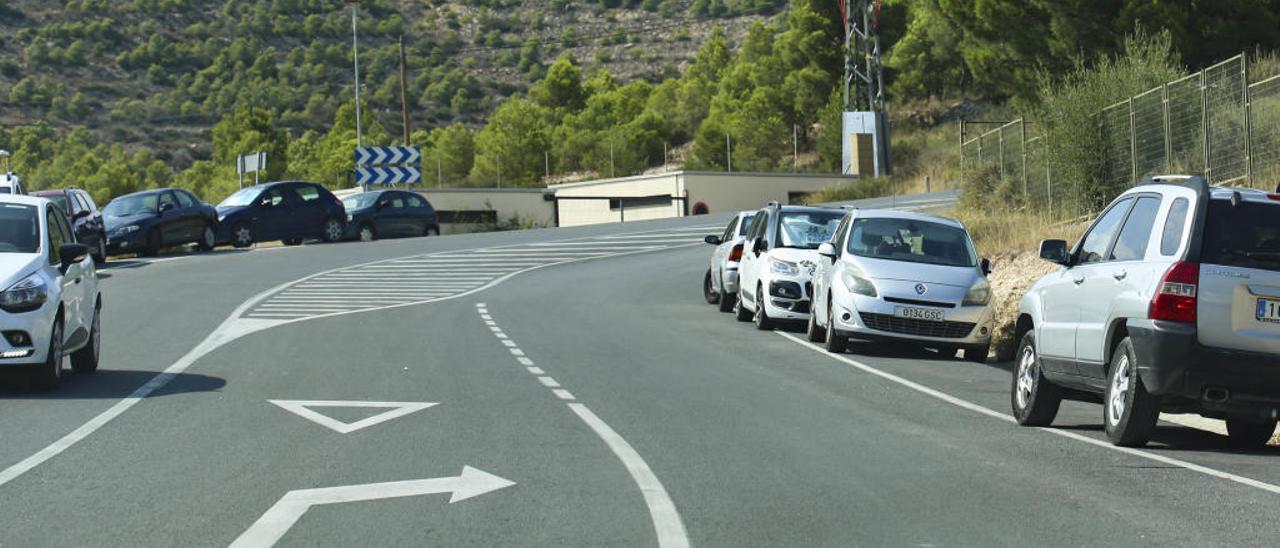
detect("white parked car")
[0,195,101,390]
[736,203,845,329]
[0,172,27,195]
[809,209,994,362]
[702,210,755,313]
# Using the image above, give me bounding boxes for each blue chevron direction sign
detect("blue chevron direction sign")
[355,146,420,166]
[356,166,422,185]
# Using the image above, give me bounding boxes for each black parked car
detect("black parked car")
[104,187,218,256]
[216,181,347,247]
[342,189,441,241]
[32,188,108,263]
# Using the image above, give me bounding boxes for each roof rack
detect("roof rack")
[1136,175,1209,194]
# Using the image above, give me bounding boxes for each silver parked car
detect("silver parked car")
[809,209,994,361]
[1013,176,1280,448]
[702,211,755,312]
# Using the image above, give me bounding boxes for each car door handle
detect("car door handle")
[1113,270,1127,281]
[1073,276,1085,285]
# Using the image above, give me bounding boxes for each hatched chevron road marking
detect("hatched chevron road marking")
[239,226,719,321]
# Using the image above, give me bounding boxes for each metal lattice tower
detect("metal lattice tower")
[841,0,885,112]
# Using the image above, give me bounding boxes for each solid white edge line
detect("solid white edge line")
[568,403,689,548]
[775,331,1280,496]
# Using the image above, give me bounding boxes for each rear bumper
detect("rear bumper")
[1128,319,1280,412]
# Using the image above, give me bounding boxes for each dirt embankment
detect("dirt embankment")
[987,251,1060,361]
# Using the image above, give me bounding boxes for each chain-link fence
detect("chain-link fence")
[959,54,1280,216]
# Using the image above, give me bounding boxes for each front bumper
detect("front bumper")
[106,230,145,254]
[1128,319,1280,415]
[759,275,812,321]
[0,302,57,366]
[829,289,993,346]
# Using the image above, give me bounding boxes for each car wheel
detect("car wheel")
[1225,418,1277,448]
[1010,331,1062,426]
[1104,337,1160,447]
[753,283,773,331]
[71,305,100,374]
[806,307,826,342]
[964,344,990,364]
[322,217,344,243]
[143,228,161,257]
[197,224,216,251]
[424,225,440,237]
[823,300,847,353]
[717,276,736,313]
[734,290,752,322]
[359,224,376,242]
[703,269,719,304]
[232,223,254,248]
[30,318,63,392]
[93,237,107,264]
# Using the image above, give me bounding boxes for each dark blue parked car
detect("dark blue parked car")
[342,190,441,241]
[216,181,346,247]
[104,188,218,256]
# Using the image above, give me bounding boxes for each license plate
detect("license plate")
[895,306,945,322]
[1256,298,1280,323]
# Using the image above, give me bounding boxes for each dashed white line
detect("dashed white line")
[552,389,576,400]
[501,340,517,347]
[509,349,525,356]
[537,377,561,388]
[527,367,545,375]
[516,357,534,366]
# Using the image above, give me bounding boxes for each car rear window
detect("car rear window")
[1201,198,1280,272]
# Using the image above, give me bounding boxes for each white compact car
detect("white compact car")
[0,195,101,390]
[736,203,845,329]
[702,210,755,313]
[809,209,994,362]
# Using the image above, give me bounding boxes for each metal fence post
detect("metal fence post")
[1129,97,1138,182]
[1046,141,1053,212]
[1162,83,1172,170]
[998,125,1005,182]
[1020,119,1028,196]
[1201,69,1211,181]
[1244,54,1254,186]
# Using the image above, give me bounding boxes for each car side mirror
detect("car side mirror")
[59,242,88,272]
[752,238,766,255]
[158,202,174,213]
[377,201,389,210]
[818,242,837,259]
[72,210,90,221]
[259,197,272,207]
[1038,239,1071,265]
[980,258,992,275]
[704,235,722,245]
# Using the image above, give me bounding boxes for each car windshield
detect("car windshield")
[0,204,40,254]
[103,194,158,216]
[775,210,844,249]
[343,193,379,210]
[219,187,262,208]
[847,217,977,267]
[738,214,755,236]
[1202,199,1280,272]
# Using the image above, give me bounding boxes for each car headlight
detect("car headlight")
[346,213,353,222]
[115,224,139,234]
[840,266,877,297]
[769,258,800,276]
[0,274,48,313]
[218,215,226,222]
[963,278,991,306]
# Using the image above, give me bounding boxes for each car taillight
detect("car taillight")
[1149,261,1198,323]
[728,243,744,262]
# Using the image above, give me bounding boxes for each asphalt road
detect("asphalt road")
[3,189,1279,547]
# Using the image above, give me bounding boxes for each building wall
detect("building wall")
[684,172,853,216]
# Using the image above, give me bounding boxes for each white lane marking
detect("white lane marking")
[494,332,508,339]
[569,403,689,548]
[267,400,438,434]
[475,303,486,307]
[484,320,497,326]
[776,332,1280,496]
[488,326,503,332]
[480,315,493,320]
[501,340,517,347]
[527,367,545,375]
[537,377,561,388]
[552,389,576,401]
[516,357,534,366]
[228,467,515,548]
[509,349,525,356]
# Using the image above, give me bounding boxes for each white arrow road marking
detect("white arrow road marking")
[228,466,515,548]
[268,400,437,434]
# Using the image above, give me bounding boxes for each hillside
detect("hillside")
[0,0,777,168]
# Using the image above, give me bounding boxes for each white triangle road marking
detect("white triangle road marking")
[268,400,438,434]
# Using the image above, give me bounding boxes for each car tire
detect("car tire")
[717,275,736,313]
[30,318,63,392]
[1010,331,1062,426]
[703,269,719,304]
[806,307,826,342]
[71,305,100,374]
[1104,337,1160,447]
[424,225,440,237]
[823,301,847,354]
[734,290,752,322]
[753,283,773,331]
[196,223,216,251]
[321,217,344,243]
[964,344,990,364]
[359,223,376,242]
[231,223,254,248]
[1225,418,1277,448]
[92,236,107,264]
[143,228,161,257]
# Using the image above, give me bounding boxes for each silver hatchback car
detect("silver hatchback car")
[809,209,994,361]
[702,211,755,312]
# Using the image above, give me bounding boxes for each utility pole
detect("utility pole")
[793,124,798,171]
[545,150,550,181]
[348,1,363,148]
[609,141,615,178]
[725,133,732,172]
[399,34,410,146]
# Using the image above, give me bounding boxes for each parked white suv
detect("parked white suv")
[1013,176,1280,447]
[0,195,101,390]
[735,203,844,329]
